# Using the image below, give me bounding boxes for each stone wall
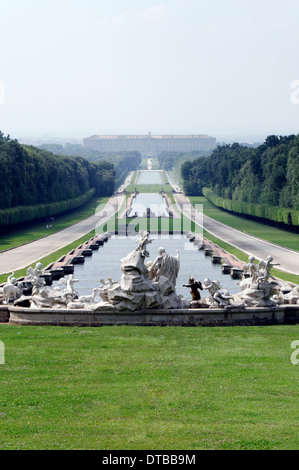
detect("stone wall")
[0,306,9,323]
[7,305,299,327]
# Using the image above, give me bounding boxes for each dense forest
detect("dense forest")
[0,132,116,210]
[39,143,142,188]
[157,150,212,172]
[181,135,299,211]
[157,150,214,186]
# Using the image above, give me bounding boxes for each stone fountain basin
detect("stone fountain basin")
[6,304,299,327]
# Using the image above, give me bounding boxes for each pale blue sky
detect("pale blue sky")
[0,0,299,141]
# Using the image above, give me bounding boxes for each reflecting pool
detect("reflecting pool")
[137,170,163,185]
[129,193,168,217]
[54,235,241,299]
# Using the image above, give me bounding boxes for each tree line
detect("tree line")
[157,150,212,172]
[181,135,299,211]
[40,143,142,188]
[0,132,116,212]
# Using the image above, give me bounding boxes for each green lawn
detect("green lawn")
[0,205,126,286]
[190,197,299,252]
[0,230,97,285]
[0,196,109,254]
[126,183,173,194]
[0,324,298,450]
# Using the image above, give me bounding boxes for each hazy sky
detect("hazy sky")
[0,0,299,141]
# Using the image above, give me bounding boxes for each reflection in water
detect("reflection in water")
[53,235,240,299]
[129,193,168,217]
[137,170,163,185]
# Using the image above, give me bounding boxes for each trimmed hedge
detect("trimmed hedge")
[0,188,95,226]
[203,188,299,227]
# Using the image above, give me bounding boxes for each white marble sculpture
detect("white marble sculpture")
[98,278,118,302]
[11,239,299,312]
[239,255,280,307]
[273,284,299,305]
[256,256,280,284]
[23,274,81,309]
[106,243,161,311]
[29,287,68,309]
[2,273,23,304]
[135,231,154,258]
[79,288,99,304]
[27,262,46,294]
[243,256,259,283]
[57,274,79,300]
[91,233,182,311]
[202,278,233,308]
[149,247,180,286]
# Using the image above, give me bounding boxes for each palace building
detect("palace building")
[83,132,216,157]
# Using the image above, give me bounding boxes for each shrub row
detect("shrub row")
[203,188,299,227]
[0,188,95,226]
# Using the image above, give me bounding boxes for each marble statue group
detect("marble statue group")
[0,232,298,311]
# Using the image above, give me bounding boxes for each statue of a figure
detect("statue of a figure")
[57,274,79,300]
[149,247,180,286]
[244,255,259,283]
[183,277,203,301]
[79,288,99,304]
[99,278,118,302]
[256,256,280,285]
[202,278,233,307]
[27,262,46,294]
[2,272,22,304]
[146,261,157,280]
[136,231,153,258]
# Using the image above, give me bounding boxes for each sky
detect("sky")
[0,0,299,142]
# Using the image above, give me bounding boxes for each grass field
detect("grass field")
[189,197,299,252]
[0,230,97,285]
[126,183,173,195]
[0,196,109,254]
[0,324,298,450]
[165,195,299,285]
[0,203,128,286]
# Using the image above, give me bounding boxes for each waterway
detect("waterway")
[55,234,241,299]
[136,170,163,185]
[129,193,168,217]
[53,170,242,301]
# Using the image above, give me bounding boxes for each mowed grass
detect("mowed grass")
[126,183,173,194]
[0,197,109,253]
[189,197,299,252]
[0,206,125,285]
[183,197,299,285]
[0,324,298,450]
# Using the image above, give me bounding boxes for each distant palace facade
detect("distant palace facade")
[83,132,217,157]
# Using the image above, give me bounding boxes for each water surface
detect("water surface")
[55,235,241,300]
[129,193,168,217]
[137,171,163,185]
